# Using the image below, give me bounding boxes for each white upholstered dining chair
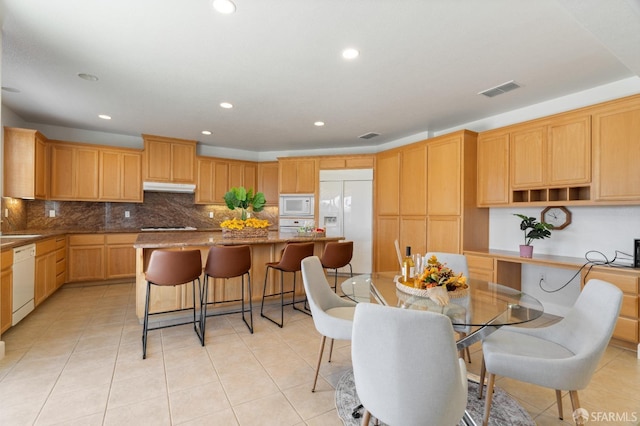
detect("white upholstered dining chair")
[478,279,622,426]
[352,302,468,426]
[301,256,356,392]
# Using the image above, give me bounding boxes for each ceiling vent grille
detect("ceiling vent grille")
[478,80,520,98]
[359,132,380,140]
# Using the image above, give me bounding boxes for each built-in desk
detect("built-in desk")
[464,249,640,350]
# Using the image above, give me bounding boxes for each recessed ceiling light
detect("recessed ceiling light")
[78,73,99,81]
[220,102,233,109]
[98,114,111,120]
[314,121,325,127]
[212,0,236,14]
[202,130,212,135]
[342,48,359,60]
[1,86,21,93]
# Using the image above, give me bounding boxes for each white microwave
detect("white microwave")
[279,194,315,217]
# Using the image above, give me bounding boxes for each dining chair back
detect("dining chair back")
[479,278,623,425]
[352,302,468,426]
[301,256,356,391]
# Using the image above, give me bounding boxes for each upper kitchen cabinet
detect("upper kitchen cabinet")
[143,134,196,184]
[50,142,100,201]
[592,95,640,203]
[99,148,143,202]
[3,127,49,199]
[427,134,462,216]
[477,130,510,206]
[401,143,427,216]
[375,150,401,216]
[258,162,279,205]
[195,157,258,204]
[510,113,590,192]
[278,157,317,194]
[318,154,375,170]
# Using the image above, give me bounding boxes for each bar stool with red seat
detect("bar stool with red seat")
[320,241,353,292]
[142,249,204,359]
[201,244,253,336]
[260,242,315,328]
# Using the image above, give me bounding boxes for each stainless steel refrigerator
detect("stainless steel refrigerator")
[319,169,373,274]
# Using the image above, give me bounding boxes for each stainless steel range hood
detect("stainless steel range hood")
[143,182,196,193]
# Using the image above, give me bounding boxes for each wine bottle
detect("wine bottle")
[402,246,415,282]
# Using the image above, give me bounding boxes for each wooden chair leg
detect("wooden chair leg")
[482,373,496,426]
[312,335,326,392]
[328,338,335,362]
[569,390,581,413]
[361,410,371,426]
[478,358,486,399]
[555,389,563,419]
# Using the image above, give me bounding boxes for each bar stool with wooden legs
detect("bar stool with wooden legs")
[320,241,353,292]
[201,245,253,336]
[142,249,204,359]
[260,242,315,328]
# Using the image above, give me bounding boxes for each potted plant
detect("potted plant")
[223,187,266,220]
[513,213,553,258]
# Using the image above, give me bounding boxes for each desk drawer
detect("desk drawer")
[613,316,639,343]
[466,254,494,271]
[585,271,638,294]
[620,295,638,318]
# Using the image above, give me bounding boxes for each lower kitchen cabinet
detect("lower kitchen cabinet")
[55,236,66,287]
[1,249,13,333]
[35,238,57,306]
[68,233,137,282]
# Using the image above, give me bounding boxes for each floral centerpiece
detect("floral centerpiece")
[220,217,271,239]
[414,255,468,292]
[396,255,468,305]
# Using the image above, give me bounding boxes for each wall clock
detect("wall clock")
[541,206,571,230]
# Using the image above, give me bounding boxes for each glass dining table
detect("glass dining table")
[341,272,545,426]
[341,272,544,352]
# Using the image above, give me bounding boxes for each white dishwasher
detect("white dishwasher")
[13,244,36,326]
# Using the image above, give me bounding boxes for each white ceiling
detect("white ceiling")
[2,0,639,153]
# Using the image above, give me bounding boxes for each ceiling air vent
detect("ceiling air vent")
[478,80,520,98]
[359,132,380,140]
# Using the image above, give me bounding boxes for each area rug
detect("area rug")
[335,370,535,426]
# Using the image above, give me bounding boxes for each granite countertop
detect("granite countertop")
[133,231,343,248]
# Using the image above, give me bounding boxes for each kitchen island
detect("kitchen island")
[133,231,343,321]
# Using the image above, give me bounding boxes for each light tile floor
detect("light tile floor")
[0,282,638,425]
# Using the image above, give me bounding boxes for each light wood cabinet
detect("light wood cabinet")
[400,144,427,216]
[106,234,137,279]
[68,233,137,282]
[67,234,106,282]
[258,162,279,205]
[55,236,66,288]
[196,157,258,204]
[99,149,143,202]
[427,135,462,216]
[477,130,510,206]
[318,155,375,170]
[582,269,639,345]
[427,216,461,253]
[143,134,196,184]
[375,150,400,216]
[547,114,591,185]
[465,253,495,282]
[35,238,57,306]
[50,142,100,200]
[3,127,49,199]
[592,95,640,202]
[278,158,317,194]
[510,123,546,189]
[400,216,427,255]
[1,250,13,334]
[374,216,400,273]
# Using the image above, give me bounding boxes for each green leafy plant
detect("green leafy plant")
[514,213,553,245]
[223,187,266,220]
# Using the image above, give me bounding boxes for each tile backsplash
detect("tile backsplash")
[1,193,278,232]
